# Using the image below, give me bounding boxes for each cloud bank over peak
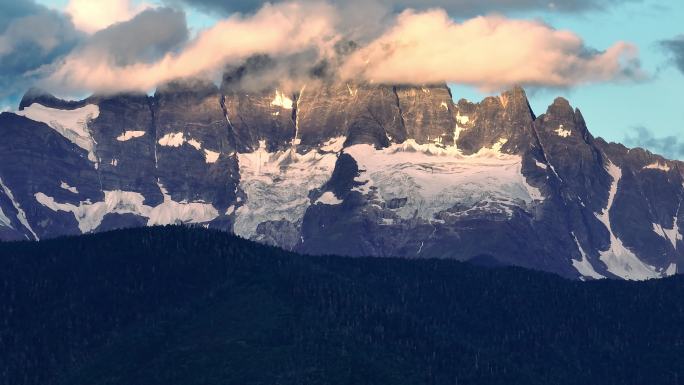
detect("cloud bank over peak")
[339,10,643,90]
[0,0,646,100]
[46,2,339,94]
[40,1,645,96]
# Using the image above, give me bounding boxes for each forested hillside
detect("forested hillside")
[2,226,684,385]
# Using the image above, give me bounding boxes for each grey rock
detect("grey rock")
[1,78,682,281]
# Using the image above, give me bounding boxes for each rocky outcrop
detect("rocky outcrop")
[0,81,682,281]
[154,79,239,210]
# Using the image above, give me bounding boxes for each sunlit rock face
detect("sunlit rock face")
[0,78,682,281]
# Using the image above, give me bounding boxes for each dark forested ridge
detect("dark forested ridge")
[2,226,684,385]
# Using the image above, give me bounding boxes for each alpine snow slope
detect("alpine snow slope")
[0,64,682,280]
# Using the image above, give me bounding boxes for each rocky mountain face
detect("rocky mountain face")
[0,75,682,280]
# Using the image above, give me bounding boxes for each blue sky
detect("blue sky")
[22,0,684,158]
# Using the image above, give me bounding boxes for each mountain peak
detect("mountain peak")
[497,86,535,120]
[547,97,574,115]
[1,80,682,281]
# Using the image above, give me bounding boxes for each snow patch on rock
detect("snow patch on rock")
[316,192,343,205]
[271,89,293,109]
[234,141,338,240]
[158,132,185,147]
[204,149,220,164]
[0,177,38,239]
[643,161,670,172]
[36,191,145,233]
[595,162,661,280]
[116,130,146,141]
[17,103,100,164]
[187,139,202,151]
[534,160,548,170]
[666,263,677,276]
[499,94,509,108]
[35,187,218,233]
[453,112,470,147]
[653,219,682,249]
[571,232,605,280]
[455,112,470,126]
[157,134,220,163]
[554,125,572,138]
[0,206,11,228]
[491,138,508,153]
[148,182,219,226]
[60,181,78,194]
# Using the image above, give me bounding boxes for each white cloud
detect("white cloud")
[66,0,150,33]
[340,10,644,90]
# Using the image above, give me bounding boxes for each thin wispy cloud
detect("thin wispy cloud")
[660,35,684,74]
[624,126,684,160]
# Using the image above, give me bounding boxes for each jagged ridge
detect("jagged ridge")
[0,78,682,281]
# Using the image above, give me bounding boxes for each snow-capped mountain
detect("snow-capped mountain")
[0,68,682,280]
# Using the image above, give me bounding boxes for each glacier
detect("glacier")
[344,139,543,222]
[234,141,338,240]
